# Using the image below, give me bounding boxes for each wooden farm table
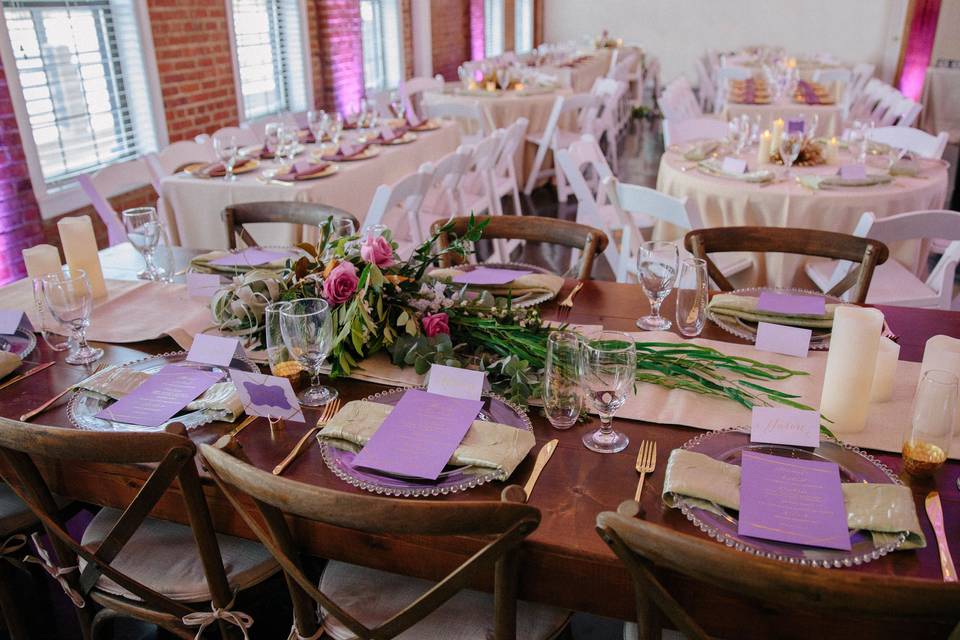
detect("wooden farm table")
[1,245,958,639]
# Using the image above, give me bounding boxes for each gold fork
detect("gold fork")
[556,281,584,323]
[633,440,657,503]
[20,363,106,422]
[272,398,341,475]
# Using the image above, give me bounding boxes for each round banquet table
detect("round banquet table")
[655,147,950,287]
[722,96,843,137]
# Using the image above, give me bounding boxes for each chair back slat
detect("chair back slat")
[222,202,359,250]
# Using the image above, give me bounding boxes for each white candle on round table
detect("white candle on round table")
[826,136,839,164]
[57,215,107,299]
[870,336,901,402]
[21,244,61,280]
[771,118,784,155]
[819,306,884,433]
[756,130,771,164]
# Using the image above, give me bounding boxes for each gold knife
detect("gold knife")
[925,491,957,582]
[522,439,558,503]
[0,361,55,392]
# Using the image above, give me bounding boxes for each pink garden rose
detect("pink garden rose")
[360,235,395,268]
[322,260,358,304]
[422,312,450,337]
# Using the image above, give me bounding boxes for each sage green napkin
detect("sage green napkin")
[683,141,722,161]
[888,161,923,178]
[698,158,776,183]
[189,250,292,274]
[707,293,842,329]
[0,351,22,380]
[317,399,536,481]
[429,268,564,299]
[662,449,925,549]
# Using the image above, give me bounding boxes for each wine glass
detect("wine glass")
[580,331,636,453]
[727,119,745,154]
[542,330,583,429]
[212,132,239,181]
[779,131,803,180]
[307,110,326,146]
[675,257,708,337]
[901,369,958,477]
[389,92,405,120]
[41,267,103,365]
[279,298,338,407]
[122,207,164,281]
[279,124,299,165]
[635,241,679,331]
[323,216,357,259]
[328,113,344,146]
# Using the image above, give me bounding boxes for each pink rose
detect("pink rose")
[322,261,358,304]
[360,235,395,268]
[422,312,450,337]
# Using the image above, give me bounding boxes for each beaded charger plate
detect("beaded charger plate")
[447,262,556,308]
[0,328,36,360]
[319,386,532,497]
[676,427,906,567]
[707,287,839,350]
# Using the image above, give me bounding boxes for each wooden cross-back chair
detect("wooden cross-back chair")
[596,511,960,640]
[200,438,548,640]
[0,420,275,639]
[684,226,889,304]
[433,215,609,281]
[222,201,360,250]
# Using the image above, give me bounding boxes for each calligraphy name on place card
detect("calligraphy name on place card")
[750,406,820,448]
[755,322,811,358]
[756,291,825,316]
[94,365,223,428]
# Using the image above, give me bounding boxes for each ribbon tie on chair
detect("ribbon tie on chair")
[23,533,85,608]
[182,593,254,639]
[287,621,324,640]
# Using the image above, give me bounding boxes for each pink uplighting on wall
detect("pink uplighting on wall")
[898,0,942,101]
[470,0,485,61]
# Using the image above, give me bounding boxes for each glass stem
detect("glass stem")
[650,299,662,320]
[143,250,157,277]
[310,368,321,389]
[74,324,90,352]
[598,414,613,434]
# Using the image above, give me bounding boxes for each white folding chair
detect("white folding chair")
[491,117,529,217]
[523,93,601,198]
[364,166,436,258]
[399,75,444,121]
[867,85,903,126]
[694,58,716,113]
[461,131,510,260]
[603,176,753,284]
[424,100,494,145]
[145,140,214,246]
[75,159,155,247]
[714,67,752,112]
[240,115,279,144]
[866,126,949,159]
[194,126,259,147]
[658,75,702,122]
[847,63,876,104]
[417,146,475,234]
[369,89,394,119]
[591,78,628,174]
[812,68,852,86]
[879,96,923,127]
[805,210,960,309]
[662,117,728,148]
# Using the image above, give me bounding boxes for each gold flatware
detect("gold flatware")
[20,363,105,422]
[0,361,55,393]
[227,414,258,438]
[925,491,957,582]
[522,439,558,502]
[633,440,657,503]
[272,398,340,475]
[556,281,584,322]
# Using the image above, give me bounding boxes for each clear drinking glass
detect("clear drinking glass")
[901,370,958,478]
[323,217,357,259]
[41,268,103,365]
[265,301,305,388]
[264,122,280,159]
[779,131,803,179]
[636,241,679,331]
[675,257,708,337]
[580,331,636,453]
[279,298,337,406]
[212,133,239,181]
[32,277,72,351]
[122,207,165,281]
[329,113,344,145]
[307,110,326,145]
[279,124,299,164]
[542,331,582,429]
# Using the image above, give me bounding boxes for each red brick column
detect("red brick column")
[431,0,471,81]
[317,0,364,114]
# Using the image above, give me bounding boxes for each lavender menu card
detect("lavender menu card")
[452,268,533,285]
[209,248,295,267]
[738,451,851,550]
[353,389,482,480]
[756,291,825,316]
[95,365,224,427]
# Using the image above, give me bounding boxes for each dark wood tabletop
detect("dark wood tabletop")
[2,244,958,639]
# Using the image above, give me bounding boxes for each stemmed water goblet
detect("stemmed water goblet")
[307,110,327,147]
[579,331,636,453]
[41,267,103,366]
[635,241,679,331]
[779,131,803,180]
[263,122,281,162]
[122,207,165,281]
[212,132,239,181]
[328,113,344,147]
[279,298,338,407]
[279,124,299,165]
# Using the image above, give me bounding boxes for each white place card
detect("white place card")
[229,369,305,423]
[750,406,820,447]
[186,334,245,368]
[839,164,867,180]
[0,310,34,335]
[426,364,486,401]
[721,157,747,174]
[754,322,811,358]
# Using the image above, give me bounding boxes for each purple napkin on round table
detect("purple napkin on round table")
[275,160,331,181]
[322,142,370,161]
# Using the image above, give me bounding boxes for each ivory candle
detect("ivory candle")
[870,337,901,402]
[21,244,61,280]
[757,130,771,164]
[826,137,839,164]
[819,306,884,433]
[57,215,107,299]
[771,118,784,155]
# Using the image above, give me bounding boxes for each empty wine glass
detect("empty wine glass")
[779,131,803,179]
[542,331,582,429]
[32,277,72,351]
[580,331,636,453]
[280,298,337,407]
[122,207,165,281]
[307,110,326,146]
[279,124,299,164]
[264,122,280,159]
[328,113,344,146]
[323,216,357,259]
[636,241,679,331]
[675,257,708,337]
[212,132,239,181]
[41,267,103,365]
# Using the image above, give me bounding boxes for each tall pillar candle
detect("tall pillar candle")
[756,130,771,164]
[819,306,884,432]
[870,336,901,402]
[21,244,61,280]
[771,118,784,156]
[57,215,107,299]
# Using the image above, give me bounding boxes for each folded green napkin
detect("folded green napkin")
[888,161,923,178]
[429,268,564,299]
[707,293,841,329]
[189,250,291,274]
[0,351,22,380]
[698,159,776,183]
[317,399,536,481]
[683,141,722,161]
[662,449,925,549]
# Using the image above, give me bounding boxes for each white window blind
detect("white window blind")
[483,0,503,58]
[360,0,401,93]
[1,0,160,190]
[514,0,532,53]
[230,0,307,120]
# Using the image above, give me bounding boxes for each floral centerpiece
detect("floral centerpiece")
[209,217,826,431]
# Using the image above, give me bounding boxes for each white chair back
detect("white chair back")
[369,89,394,119]
[662,117,728,147]
[868,85,903,125]
[195,126,259,147]
[866,126,949,159]
[399,75,444,120]
[75,159,155,247]
[694,58,716,113]
[424,100,493,143]
[880,96,922,127]
[848,63,875,102]
[420,146,474,221]
[145,140,215,191]
[523,92,601,196]
[609,52,638,82]
[659,75,702,121]
[364,167,436,248]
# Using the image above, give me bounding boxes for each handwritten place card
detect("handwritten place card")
[95,365,223,427]
[756,292,825,316]
[755,322,811,358]
[721,157,748,174]
[353,389,482,480]
[187,335,245,368]
[839,164,867,180]
[209,248,295,267]
[186,273,223,300]
[738,451,850,550]
[452,267,533,285]
[750,406,820,447]
[0,310,34,335]
[426,364,486,401]
[229,369,305,423]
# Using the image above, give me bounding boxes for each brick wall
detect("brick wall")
[317,0,364,113]
[306,0,325,107]
[431,0,471,80]
[401,0,414,79]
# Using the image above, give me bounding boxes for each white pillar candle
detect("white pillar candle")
[771,118,784,155]
[826,137,839,164]
[756,130,771,164]
[21,244,61,280]
[819,306,884,433]
[57,215,107,299]
[870,336,901,402]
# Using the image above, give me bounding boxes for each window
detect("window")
[229,0,308,120]
[360,0,401,93]
[0,0,161,192]
[483,0,503,58]
[514,0,533,53]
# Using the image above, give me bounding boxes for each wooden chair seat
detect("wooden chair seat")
[319,561,570,640]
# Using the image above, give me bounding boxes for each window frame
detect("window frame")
[0,0,168,218]
[359,0,405,94]
[483,0,504,59]
[225,0,314,123]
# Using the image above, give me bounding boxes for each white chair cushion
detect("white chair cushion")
[80,507,278,602]
[864,260,940,306]
[319,561,570,640]
[0,482,34,535]
[712,252,753,278]
[805,258,839,293]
